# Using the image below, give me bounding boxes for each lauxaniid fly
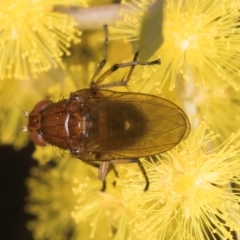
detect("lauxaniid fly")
[27,25,190,191]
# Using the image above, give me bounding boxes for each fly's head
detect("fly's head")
[27,99,52,146]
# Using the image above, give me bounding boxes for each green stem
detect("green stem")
[57,4,129,30]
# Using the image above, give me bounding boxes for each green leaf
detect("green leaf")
[138,0,164,60]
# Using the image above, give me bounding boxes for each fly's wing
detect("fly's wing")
[81,90,190,160]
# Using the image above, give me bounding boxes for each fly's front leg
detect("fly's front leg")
[92,53,161,89]
[90,25,161,89]
[110,158,149,192]
[123,50,139,86]
[100,51,140,88]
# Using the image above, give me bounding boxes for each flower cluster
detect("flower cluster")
[118,121,240,239]
[0,0,88,80]
[112,0,240,92]
[0,0,239,240]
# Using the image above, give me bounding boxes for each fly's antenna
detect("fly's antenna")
[11,98,30,133]
[11,97,29,117]
[4,98,31,145]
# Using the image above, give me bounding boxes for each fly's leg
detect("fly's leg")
[95,51,140,89]
[98,162,119,190]
[98,162,109,181]
[110,158,149,192]
[83,161,119,191]
[92,53,161,89]
[90,25,161,89]
[123,50,139,85]
[89,24,108,87]
[82,161,106,191]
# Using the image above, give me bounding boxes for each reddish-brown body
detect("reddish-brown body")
[27,25,190,191]
[28,89,190,163]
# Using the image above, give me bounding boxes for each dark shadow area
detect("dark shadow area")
[0,143,35,240]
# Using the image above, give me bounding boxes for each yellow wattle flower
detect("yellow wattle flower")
[118,120,240,239]
[26,148,136,240]
[112,0,240,92]
[26,164,80,240]
[0,0,88,80]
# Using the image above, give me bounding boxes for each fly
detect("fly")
[27,25,190,191]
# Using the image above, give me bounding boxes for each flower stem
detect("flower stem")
[57,4,128,30]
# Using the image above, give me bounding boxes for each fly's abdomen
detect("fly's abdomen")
[87,100,149,153]
[81,90,190,160]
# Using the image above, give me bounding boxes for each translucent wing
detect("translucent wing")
[79,89,190,161]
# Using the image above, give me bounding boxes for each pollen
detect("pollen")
[173,173,195,195]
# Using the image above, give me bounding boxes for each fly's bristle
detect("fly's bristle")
[11,98,29,117]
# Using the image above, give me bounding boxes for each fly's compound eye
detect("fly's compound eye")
[27,99,51,145]
[30,132,48,146]
[32,100,52,113]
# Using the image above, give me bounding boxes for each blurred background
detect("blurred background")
[0,143,35,240]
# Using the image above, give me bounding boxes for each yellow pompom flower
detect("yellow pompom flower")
[195,86,240,145]
[71,177,127,239]
[0,0,88,80]
[26,147,137,240]
[117,120,240,239]
[26,157,86,240]
[112,0,240,92]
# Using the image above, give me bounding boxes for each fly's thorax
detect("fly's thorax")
[40,100,88,150]
[27,98,94,150]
